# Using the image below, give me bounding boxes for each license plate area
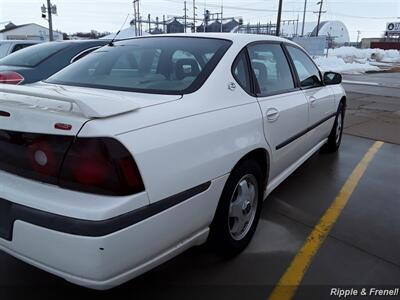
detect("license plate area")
[0,198,13,241]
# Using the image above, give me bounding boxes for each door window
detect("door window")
[286,45,322,88]
[247,43,295,96]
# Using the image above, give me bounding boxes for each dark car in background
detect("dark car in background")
[0,40,109,84]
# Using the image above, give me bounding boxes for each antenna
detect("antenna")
[109,13,130,46]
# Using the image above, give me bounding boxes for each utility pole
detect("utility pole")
[163,15,166,33]
[276,0,283,36]
[203,9,207,32]
[301,0,307,36]
[41,1,56,41]
[46,0,53,41]
[193,0,197,32]
[133,0,141,36]
[148,14,151,32]
[220,1,223,32]
[356,30,361,44]
[183,1,188,33]
[316,0,323,36]
[137,0,141,36]
[133,0,137,36]
[156,16,159,32]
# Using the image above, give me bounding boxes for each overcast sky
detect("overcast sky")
[1,0,399,41]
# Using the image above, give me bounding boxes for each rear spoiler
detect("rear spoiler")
[0,85,141,118]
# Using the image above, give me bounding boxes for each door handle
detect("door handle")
[266,108,280,122]
[309,96,317,107]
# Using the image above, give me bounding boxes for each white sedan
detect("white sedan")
[0,33,345,289]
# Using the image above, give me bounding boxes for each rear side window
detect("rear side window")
[46,37,232,95]
[286,45,322,88]
[232,50,251,94]
[247,43,294,95]
[0,42,67,67]
[11,43,35,53]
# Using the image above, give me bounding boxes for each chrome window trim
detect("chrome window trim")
[70,46,101,63]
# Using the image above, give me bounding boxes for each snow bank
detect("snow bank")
[314,56,380,74]
[314,46,400,74]
[328,47,400,64]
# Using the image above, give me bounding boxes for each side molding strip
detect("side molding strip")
[276,113,336,150]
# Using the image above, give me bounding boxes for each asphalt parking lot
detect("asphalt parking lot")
[1,75,400,300]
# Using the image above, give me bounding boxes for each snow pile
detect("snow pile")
[314,56,380,74]
[329,47,400,64]
[314,46,400,74]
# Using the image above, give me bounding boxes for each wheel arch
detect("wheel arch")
[340,95,347,108]
[231,148,270,190]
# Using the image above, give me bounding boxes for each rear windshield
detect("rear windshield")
[0,42,67,67]
[46,37,232,94]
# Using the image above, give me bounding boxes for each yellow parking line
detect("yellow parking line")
[268,141,384,300]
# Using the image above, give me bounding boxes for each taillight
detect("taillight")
[0,130,72,185]
[0,71,24,84]
[59,138,145,196]
[0,129,142,196]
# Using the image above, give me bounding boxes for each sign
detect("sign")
[292,36,327,56]
[386,22,400,34]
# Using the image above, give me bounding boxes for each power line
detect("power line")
[162,0,398,19]
[327,11,398,19]
[161,0,314,13]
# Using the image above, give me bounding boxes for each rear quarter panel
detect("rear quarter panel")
[116,101,265,203]
[79,42,270,204]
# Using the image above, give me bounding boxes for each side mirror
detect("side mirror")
[323,72,342,85]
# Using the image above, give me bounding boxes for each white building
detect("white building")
[0,22,63,41]
[101,26,149,40]
[281,20,350,45]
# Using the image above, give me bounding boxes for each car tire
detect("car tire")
[322,102,345,153]
[209,160,264,258]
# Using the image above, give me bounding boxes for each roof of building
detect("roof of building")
[0,22,63,34]
[0,23,30,33]
[101,26,150,40]
[310,21,329,37]
[165,18,184,25]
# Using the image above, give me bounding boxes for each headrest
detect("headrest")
[175,59,200,80]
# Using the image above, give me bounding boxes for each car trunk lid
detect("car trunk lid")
[0,83,181,187]
[0,83,182,134]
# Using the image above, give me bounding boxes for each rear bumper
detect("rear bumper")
[0,177,227,289]
[0,182,210,240]
[0,222,209,290]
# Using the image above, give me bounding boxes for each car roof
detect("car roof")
[0,40,41,44]
[115,32,297,47]
[49,40,110,45]
[61,39,110,43]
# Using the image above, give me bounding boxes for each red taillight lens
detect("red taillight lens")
[59,138,145,196]
[0,130,72,185]
[0,71,24,84]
